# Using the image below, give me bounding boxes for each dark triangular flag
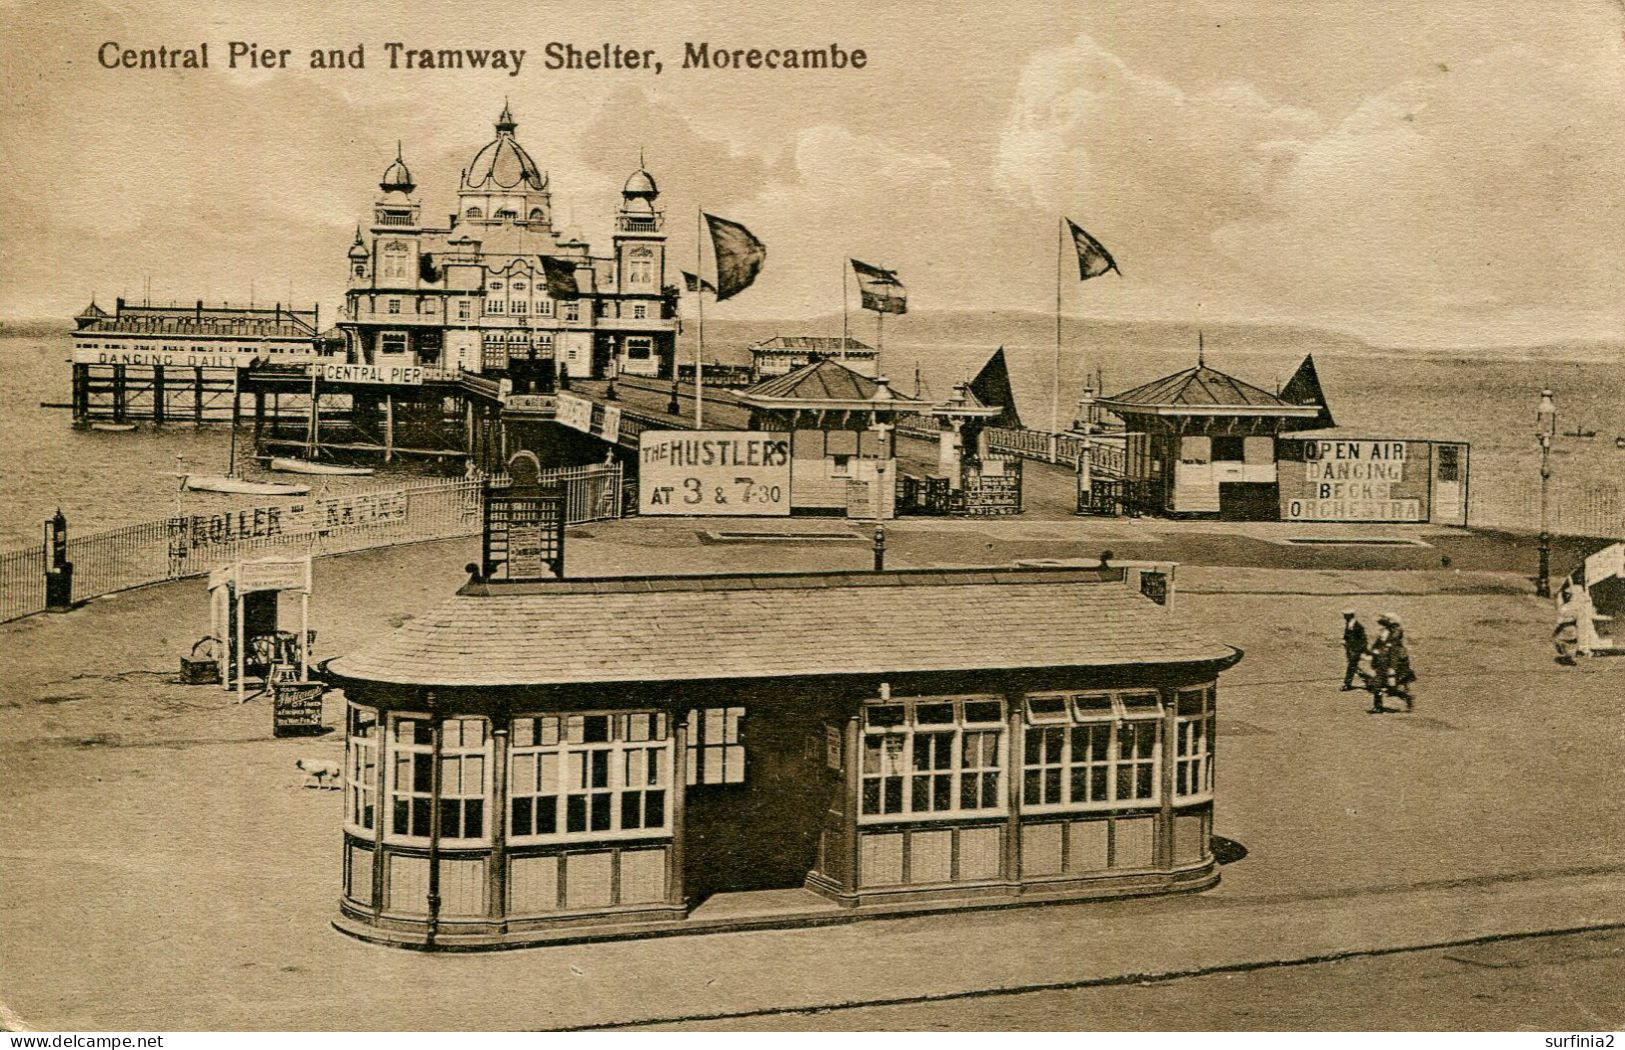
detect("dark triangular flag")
[1280,354,1335,428]
[538,256,580,299]
[970,347,1023,430]
[682,271,717,295]
[703,213,766,302]
[851,258,908,315]
[1066,219,1120,280]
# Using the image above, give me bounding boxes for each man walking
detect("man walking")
[1340,608,1368,691]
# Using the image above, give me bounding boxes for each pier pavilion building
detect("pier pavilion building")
[342,103,678,385]
[325,562,1238,949]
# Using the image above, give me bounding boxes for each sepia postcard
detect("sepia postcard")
[1,0,1622,1040]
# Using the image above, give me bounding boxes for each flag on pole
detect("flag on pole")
[1065,220,1120,280]
[1279,353,1336,428]
[703,213,766,301]
[851,259,908,314]
[681,271,717,295]
[538,256,581,300]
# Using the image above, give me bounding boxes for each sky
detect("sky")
[2,0,1622,348]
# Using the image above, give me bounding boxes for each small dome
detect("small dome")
[623,167,658,198]
[348,227,369,259]
[380,143,415,194]
[462,105,546,192]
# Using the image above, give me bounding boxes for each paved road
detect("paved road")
[633,927,1625,1031]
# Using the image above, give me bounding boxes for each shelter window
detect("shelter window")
[686,707,745,785]
[1174,685,1216,800]
[860,696,1006,822]
[345,704,379,834]
[513,300,528,315]
[633,304,648,320]
[466,207,483,219]
[388,299,401,315]
[627,338,652,361]
[380,333,406,357]
[510,711,672,843]
[388,715,490,844]
[488,299,505,314]
[1212,436,1246,462]
[1438,445,1460,482]
[831,455,852,478]
[1021,692,1163,812]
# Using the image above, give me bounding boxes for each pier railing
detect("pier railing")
[0,466,623,623]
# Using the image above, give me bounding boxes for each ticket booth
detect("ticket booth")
[208,555,313,702]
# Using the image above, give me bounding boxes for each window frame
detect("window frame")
[1174,684,1216,802]
[1020,691,1165,814]
[1211,435,1246,463]
[344,703,379,835]
[686,706,745,786]
[859,695,1008,825]
[508,710,674,845]
[385,713,492,846]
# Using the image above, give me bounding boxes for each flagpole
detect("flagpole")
[842,258,849,355]
[1053,218,1063,434]
[696,207,705,429]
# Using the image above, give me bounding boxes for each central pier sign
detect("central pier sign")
[639,430,791,516]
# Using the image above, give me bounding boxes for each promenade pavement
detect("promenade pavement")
[2,517,1621,1029]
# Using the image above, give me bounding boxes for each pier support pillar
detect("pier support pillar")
[383,395,394,464]
[112,365,127,423]
[193,367,204,424]
[72,364,88,423]
[153,366,166,426]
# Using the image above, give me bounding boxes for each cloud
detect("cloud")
[992,32,1625,344]
[1211,46,1625,343]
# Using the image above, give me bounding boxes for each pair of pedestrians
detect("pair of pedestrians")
[1341,609,1416,713]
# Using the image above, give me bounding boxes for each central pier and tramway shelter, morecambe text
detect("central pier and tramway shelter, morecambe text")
[96,41,869,75]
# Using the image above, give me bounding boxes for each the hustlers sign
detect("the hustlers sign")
[1278,438,1429,522]
[638,430,791,516]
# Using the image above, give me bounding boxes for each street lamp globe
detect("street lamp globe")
[1537,389,1556,442]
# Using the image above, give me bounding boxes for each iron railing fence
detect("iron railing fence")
[0,466,624,623]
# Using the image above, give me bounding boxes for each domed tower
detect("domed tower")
[373,142,420,228]
[347,226,370,287]
[458,101,551,228]
[614,152,665,293]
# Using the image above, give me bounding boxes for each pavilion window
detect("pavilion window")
[563,302,580,322]
[1211,436,1246,462]
[1021,692,1163,812]
[345,704,379,834]
[860,696,1006,822]
[686,707,745,786]
[1174,685,1216,800]
[388,715,490,844]
[537,300,554,317]
[510,711,671,843]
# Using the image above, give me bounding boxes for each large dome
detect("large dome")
[461,102,546,192]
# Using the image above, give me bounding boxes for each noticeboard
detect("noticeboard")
[1277,438,1431,522]
[482,483,566,580]
[272,681,325,737]
[638,431,791,516]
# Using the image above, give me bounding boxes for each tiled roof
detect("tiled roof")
[1103,364,1290,409]
[751,335,875,352]
[327,566,1237,688]
[745,357,921,403]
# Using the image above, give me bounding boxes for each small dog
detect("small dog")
[295,758,342,789]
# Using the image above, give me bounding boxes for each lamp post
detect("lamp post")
[1536,388,1556,598]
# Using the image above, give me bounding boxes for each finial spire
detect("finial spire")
[1198,330,1205,367]
[639,145,646,168]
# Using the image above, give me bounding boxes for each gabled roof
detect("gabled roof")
[77,301,108,318]
[326,565,1238,688]
[750,335,875,352]
[1099,363,1320,418]
[742,356,922,409]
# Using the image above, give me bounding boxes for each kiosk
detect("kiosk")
[208,554,313,703]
